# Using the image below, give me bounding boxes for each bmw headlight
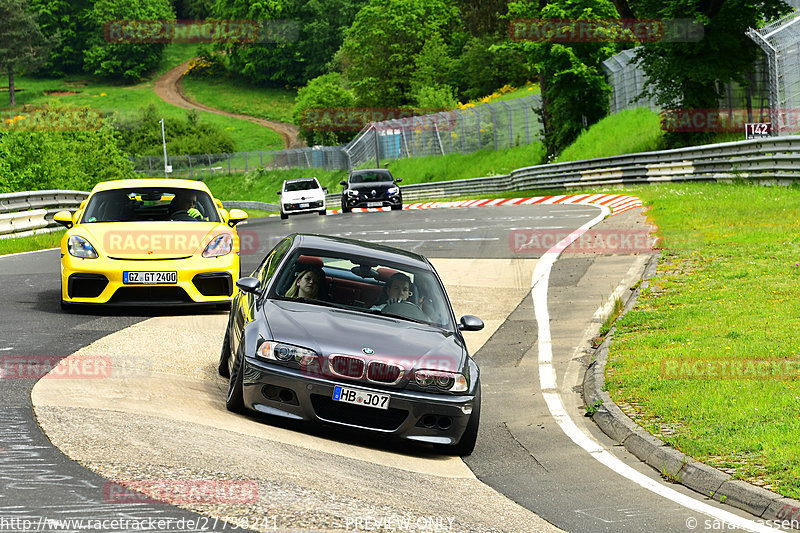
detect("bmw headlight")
[68,236,99,259]
[202,234,233,257]
[257,341,319,367]
[387,187,399,195]
[414,370,468,392]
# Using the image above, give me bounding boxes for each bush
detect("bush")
[114,105,235,157]
[0,106,133,193]
[184,45,226,79]
[293,73,357,146]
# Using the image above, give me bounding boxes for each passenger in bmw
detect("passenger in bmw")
[285,268,323,299]
[371,272,412,310]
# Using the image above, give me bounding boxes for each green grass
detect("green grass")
[181,77,297,124]
[606,182,800,498]
[0,231,64,255]
[387,142,547,183]
[201,168,348,205]
[2,43,283,153]
[556,107,665,163]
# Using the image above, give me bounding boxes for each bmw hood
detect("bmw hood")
[78,222,224,259]
[263,300,467,374]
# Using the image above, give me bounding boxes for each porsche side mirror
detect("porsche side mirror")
[227,209,248,227]
[54,210,73,229]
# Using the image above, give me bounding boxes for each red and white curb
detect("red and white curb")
[329,193,642,216]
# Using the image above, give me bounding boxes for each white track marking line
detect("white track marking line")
[532,206,779,533]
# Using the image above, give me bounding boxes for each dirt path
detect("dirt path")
[153,60,305,149]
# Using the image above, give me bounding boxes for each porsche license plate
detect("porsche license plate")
[366,202,382,208]
[333,386,389,410]
[123,271,177,284]
[299,203,309,208]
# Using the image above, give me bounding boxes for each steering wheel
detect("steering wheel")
[382,300,430,322]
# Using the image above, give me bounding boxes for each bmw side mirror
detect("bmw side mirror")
[236,277,262,296]
[458,315,484,332]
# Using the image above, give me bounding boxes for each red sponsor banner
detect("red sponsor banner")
[104,480,259,505]
[0,356,111,380]
[299,108,450,132]
[509,229,654,254]
[104,19,259,43]
[509,18,703,43]
[1,109,103,131]
[101,229,258,255]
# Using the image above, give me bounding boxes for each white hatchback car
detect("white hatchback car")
[278,177,327,220]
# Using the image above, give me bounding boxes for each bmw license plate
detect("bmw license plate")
[123,271,177,284]
[333,385,390,410]
[366,202,382,208]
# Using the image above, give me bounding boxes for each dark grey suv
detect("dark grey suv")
[339,169,402,213]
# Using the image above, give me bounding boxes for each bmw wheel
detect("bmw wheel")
[226,344,246,413]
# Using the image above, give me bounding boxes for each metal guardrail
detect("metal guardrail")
[5,135,800,237]
[0,191,88,238]
[0,192,279,239]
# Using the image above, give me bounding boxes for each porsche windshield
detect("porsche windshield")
[81,188,220,223]
[272,251,454,329]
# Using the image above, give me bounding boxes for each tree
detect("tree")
[82,0,175,82]
[213,0,367,87]
[292,72,357,145]
[0,0,57,106]
[29,0,92,77]
[612,0,790,146]
[337,0,460,107]
[505,0,620,156]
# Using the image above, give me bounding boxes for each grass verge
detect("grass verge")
[0,231,64,255]
[181,77,297,124]
[606,182,800,498]
[387,142,547,183]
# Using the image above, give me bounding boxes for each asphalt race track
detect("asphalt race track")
[0,205,784,533]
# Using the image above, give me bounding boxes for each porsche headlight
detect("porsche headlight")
[257,341,319,367]
[414,370,467,392]
[202,234,232,257]
[68,236,99,259]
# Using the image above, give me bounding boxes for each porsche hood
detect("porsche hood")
[78,222,226,260]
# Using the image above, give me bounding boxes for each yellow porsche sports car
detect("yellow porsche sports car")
[54,178,248,309]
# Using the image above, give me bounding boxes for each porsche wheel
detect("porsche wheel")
[280,212,288,220]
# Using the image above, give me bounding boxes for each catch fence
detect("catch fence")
[130,94,543,176]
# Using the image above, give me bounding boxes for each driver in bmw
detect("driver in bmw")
[371,273,412,310]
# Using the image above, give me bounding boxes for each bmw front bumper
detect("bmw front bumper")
[242,356,475,446]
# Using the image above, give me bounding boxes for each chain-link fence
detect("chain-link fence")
[130,146,349,177]
[130,94,543,176]
[343,94,543,169]
[747,10,800,134]
[603,47,771,122]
